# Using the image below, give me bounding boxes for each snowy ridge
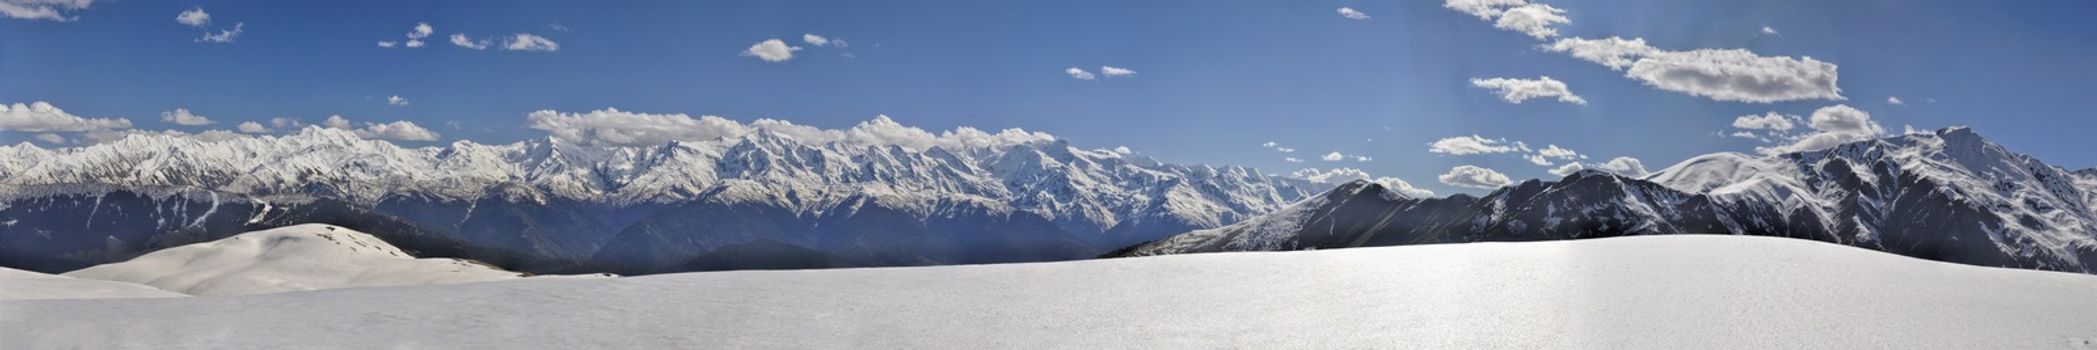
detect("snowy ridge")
[60,224,545,296]
[0,122,1311,240]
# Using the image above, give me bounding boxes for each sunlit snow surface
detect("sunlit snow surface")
[58,224,534,296]
[7,235,2097,349]
[0,267,184,300]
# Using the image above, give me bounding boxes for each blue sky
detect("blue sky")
[4,0,2095,195]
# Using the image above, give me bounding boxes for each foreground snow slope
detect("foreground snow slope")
[62,224,527,296]
[0,267,185,300]
[9,235,2097,349]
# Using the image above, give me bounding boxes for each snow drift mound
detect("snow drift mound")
[62,224,533,296]
[8,235,2097,349]
[0,267,185,300]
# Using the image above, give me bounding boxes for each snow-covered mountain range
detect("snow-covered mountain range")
[0,120,1314,274]
[1121,127,2097,273]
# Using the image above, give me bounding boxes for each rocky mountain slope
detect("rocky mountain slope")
[0,121,1312,274]
[1121,128,2097,273]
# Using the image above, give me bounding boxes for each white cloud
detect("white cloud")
[1443,0,1569,40]
[1546,162,1585,176]
[1355,156,1372,162]
[1470,76,1586,105]
[1493,4,1571,40]
[1283,157,1304,163]
[375,23,432,49]
[1592,156,1650,177]
[1065,67,1096,80]
[354,120,441,141]
[504,33,559,52]
[1321,151,1345,162]
[408,23,432,39]
[1731,112,1799,131]
[742,39,799,62]
[1524,145,1582,166]
[270,117,305,129]
[802,34,833,47]
[523,108,1056,151]
[1439,165,1513,189]
[1444,0,1521,19]
[1628,49,1840,103]
[33,133,64,144]
[1277,147,1295,153]
[449,34,491,50]
[160,108,214,126]
[1112,146,1132,155]
[1261,141,1278,148]
[196,22,242,43]
[386,95,410,106]
[0,101,132,133]
[525,109,744,147]
[1428,135,1518,155]
[175,7,208,27]
[315,114,439,141]
[1337,7,1370,20]
[1524,154,1551,166]
[1886,96,1905,105]
[1753,104,1883,155]
[1100,66,1137,78]
[1761,26,1779,35]
[1544,37,1842,103]
[1540,36,1656,70]
[1536,144,1579,159]
[1,0,94,21]
[1289,167,1435,198]
[322,115,353,129]
[235,121,269,133]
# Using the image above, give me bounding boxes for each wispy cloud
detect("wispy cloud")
[1471,76,1586,105]
[0,0,96,21]
[1065,67,1096,80]
[1336,7,1370,20]
[196,23,243,43]
[160,108,215,126]
[504,33,559,52]
[1543,37,1842,103]
[1100,66,1137,78]
[175,7,208,27]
